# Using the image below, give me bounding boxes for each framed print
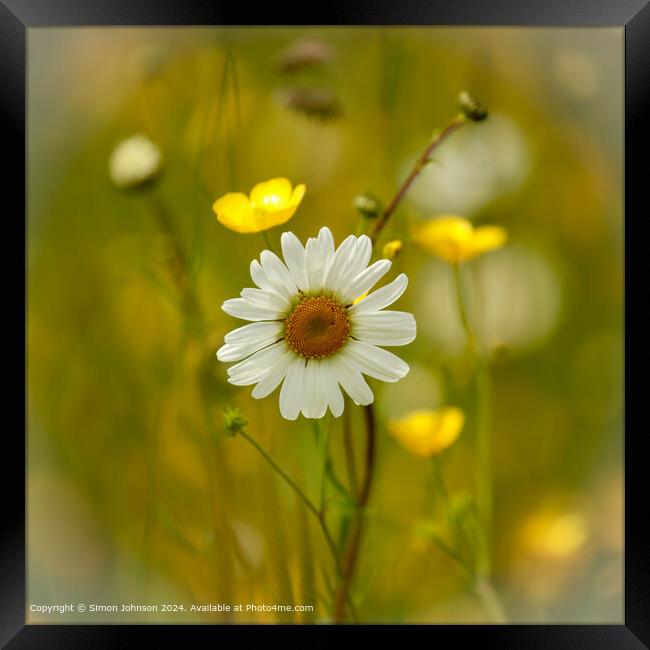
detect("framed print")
[2,0,649,646]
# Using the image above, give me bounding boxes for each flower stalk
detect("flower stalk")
[333,403,376,622]
[429,457,505,622]
[148,194,202,334]
[369,113,467,245]
[342,397,359,499]
[450,261,505,621]
[329,109,470,622]
[237,427,358,620]
[451,262,492,537]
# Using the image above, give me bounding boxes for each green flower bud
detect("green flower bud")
[458,91,488,122]
[354,192,382,219]
[223,406,247,437]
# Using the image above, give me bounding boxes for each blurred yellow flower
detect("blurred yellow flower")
[411,215,507,263]
[382,239,403,260]
[212,178,306,234]
[388,407,464,457]
[521,510,587,560]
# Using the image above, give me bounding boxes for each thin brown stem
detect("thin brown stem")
[369,114,467,245]
[333,403,376,622]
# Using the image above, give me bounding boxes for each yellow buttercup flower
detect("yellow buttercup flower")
[388,408,464,457]
[411,215,507,263]
[213,178,306,234]
[382,240,403,260]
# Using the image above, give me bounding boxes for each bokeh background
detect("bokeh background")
[27,27,623,623]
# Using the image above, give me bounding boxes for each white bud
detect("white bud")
[109,134,162,190]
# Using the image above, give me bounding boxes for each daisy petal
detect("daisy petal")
[324,234,356,290]
[313,362,329,419]
[241,287,290,311]
[218,341,280,363]
[218,322,284,362]
[249,259,292,303]
[252,345,294,399]
[349,273,408,315]
[227,342,285,385]
[300,360,325,418]
[281,231,307,290]
[331,353,374,406]
[352,311,417,346]
[250,259,269,290]
[318,226,336,265]
[348,235,373,278]
[343,259,392,303]
[345,340,410,382]
[224,321,283,345]
[332,235,372,295]
[279,358,305,420]
[304,234,330,293]
[260,250,298,297]
[322,361,344,417]
[222,298,284,321]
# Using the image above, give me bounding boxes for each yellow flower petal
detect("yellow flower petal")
[250,177,293,210]
[411,216,473,263]
[471,226,508,256]
[252,204,299,230]
[214,178,305,233]
[212,193,256,233]
[289,183,306,207]
[388,407,464,457]
[412,215,507,263]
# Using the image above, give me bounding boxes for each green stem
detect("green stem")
[431,456,450,503]
[452,262,479,357]
[451,262,493,545]
[238,429,357,620]
[239,430,320,522]
[430,534,473,585]
[474,577,507,624]
[435,530,506,623]
[475,363,493,542]
[450,263,504,621]
[261,230,278,255]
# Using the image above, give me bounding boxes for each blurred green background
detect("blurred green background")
[27,27,623,623]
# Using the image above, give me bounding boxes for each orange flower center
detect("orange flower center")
[285,296,350,359]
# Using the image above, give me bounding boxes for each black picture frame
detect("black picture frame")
[2,0,648,646]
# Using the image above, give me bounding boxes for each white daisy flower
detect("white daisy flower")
[217,226,416,420]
